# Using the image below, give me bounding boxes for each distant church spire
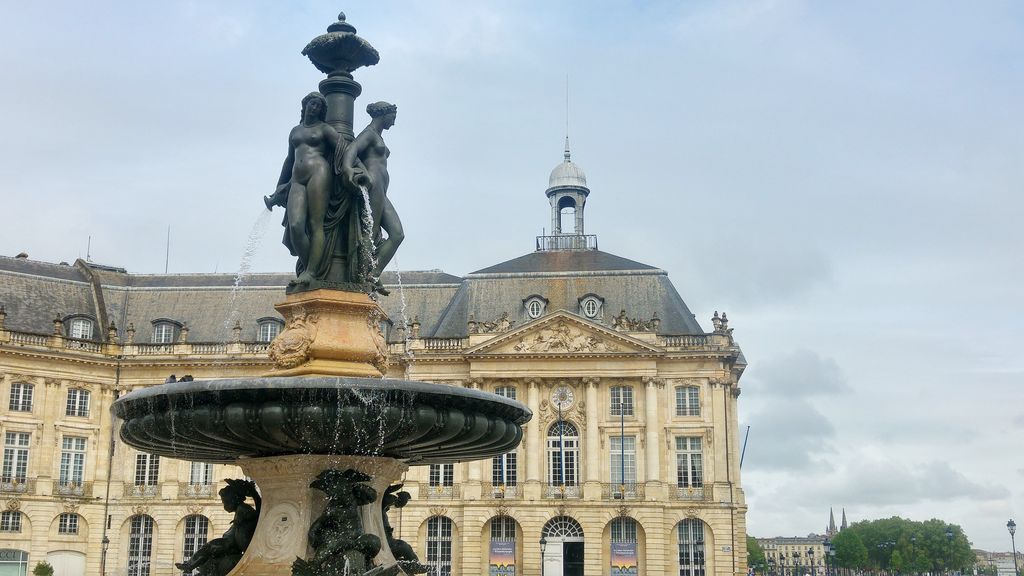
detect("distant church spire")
[827,508,838,537]
[841,508,848,530]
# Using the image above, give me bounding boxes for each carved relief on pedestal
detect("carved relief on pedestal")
[268,311,319,369]
[260,502,302,562]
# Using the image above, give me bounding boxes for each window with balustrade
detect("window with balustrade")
[128,514,154,576]
[59,436,87,488]
[491,452,517,488]
[135,453,160,486]
[8,382,33,412]
[58,512,80,535]
[547,421,579,488]
[189,462,212,485]
[69,317,94,340]
[609,436,637,487]
[258,319,283,342]
[65,388,90,418]
[676,437,703,489]
[2,432,30,484]
[426,516,453,576]
[428,464,453,487]
[610,386,634,417]
[678,519,706,576]
[675,386,700,417]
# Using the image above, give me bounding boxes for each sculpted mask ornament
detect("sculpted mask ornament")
[268,312,319,369]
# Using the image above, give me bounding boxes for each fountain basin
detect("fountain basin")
[113,376,531,464]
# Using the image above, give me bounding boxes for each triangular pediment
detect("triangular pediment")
[465,311,661,356]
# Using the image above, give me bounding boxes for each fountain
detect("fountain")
[112,12,531,576]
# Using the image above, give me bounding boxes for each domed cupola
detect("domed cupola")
[545,138,590,235]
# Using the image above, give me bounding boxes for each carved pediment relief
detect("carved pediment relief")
[466,312,659,356]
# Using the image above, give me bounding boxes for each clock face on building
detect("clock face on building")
[550,385,575,410]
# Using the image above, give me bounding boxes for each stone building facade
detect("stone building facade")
[0,149,747,576]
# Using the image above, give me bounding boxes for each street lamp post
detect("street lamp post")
[823,540,831,576]
[946,527,955,576]
[809,547,816,576]
[1008,520,1018,576]
[540,536,548,576]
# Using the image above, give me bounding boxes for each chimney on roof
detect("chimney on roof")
[15,253,28,259]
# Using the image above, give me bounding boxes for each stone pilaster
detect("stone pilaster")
[582,377,601,500]
[524,378,542,500]
[644,377,662,484]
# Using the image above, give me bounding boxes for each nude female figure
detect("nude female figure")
[341,101,404,283]
[271,92,340,287]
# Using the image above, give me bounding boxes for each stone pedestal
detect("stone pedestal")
[230,455,408,576]
[266,289,389,378]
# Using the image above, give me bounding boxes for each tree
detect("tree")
[832,530,868,569]
[748,536,767,571]
[32,562,54,576]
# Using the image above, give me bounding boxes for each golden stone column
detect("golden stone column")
[525,378,542,499]
[583,377,601,500]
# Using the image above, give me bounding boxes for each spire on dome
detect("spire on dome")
[564,135,571,161]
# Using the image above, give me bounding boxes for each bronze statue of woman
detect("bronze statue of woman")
[268,92,341,288]
[341,101,404,288]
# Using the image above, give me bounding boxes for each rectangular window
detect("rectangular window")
[676,437,703,488]
[66,389,91,418]
[58,513,79,535]
[189,462,212,485]
[0,511,21,532]
[609,436,637,485]
[59,436,87,485]
[8,382,33,412]
[183,515,210,566]
[676,386,700,417]
[491,452,517,486]
[258,322,281,343]
[135,453,160,486]
[610,386,634,417]
[69,318,93,339]
[2,432,30,483]
[494,386,517,400]
[153,323,175,344]
[428,463,453,486]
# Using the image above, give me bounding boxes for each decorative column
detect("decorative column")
[643,377,662,485]
[524,378,542,500]
[583,378,601,500]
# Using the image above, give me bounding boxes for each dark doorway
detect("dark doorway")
[564,541,585,576]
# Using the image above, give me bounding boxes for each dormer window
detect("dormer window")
[524,296,548,320]
[68,317,94,340]
[578,295,603,319]
[151,319,182,344]
[257,318,284,343]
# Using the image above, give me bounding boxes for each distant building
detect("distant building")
[758,536,827,576]
[0,146,749,576]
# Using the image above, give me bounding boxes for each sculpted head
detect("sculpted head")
[366,101,397,118]
[301,92,328,122]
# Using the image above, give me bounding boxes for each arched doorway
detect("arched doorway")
[542,516,584,576]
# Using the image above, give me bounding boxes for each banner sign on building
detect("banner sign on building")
[489,540,515,576]
[611,541,638,576]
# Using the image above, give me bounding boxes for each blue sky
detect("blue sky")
[1,0,1022,551]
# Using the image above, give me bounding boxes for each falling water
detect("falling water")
[358,185,379,276]
[223,208,274,334]
[391,258,414,380]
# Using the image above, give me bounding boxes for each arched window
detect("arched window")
[490,516,516,542]
[542,515,584,540]
[525,297,546,320]
[68,318,94,340]
[257,319,283,343]
[151,321,179,344]
[8,382,33,412]
[678,519,706,576]
[58,512,80,535]
[546,421,579,495]
[425,516,453,576]
[611,516,638,543]
[182,515,210,573]
[558,196,577,234]
[0,511,22,532]
[579,295,602,319]
[128,514,154,576]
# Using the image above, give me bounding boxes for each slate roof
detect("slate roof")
[0,247,705,344]
[471,250,658,275]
